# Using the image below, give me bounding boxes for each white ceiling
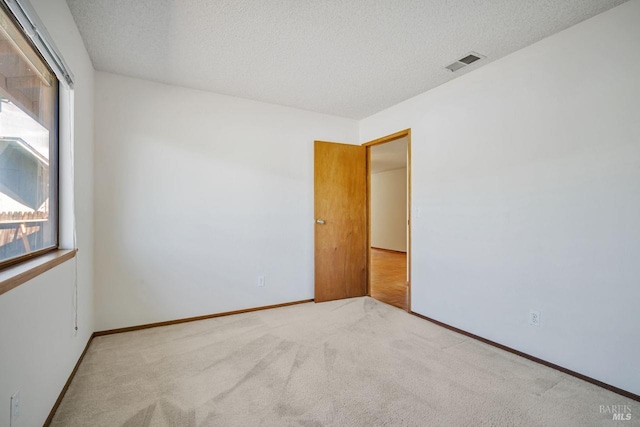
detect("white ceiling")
[370,137,407,174]
[66,0,627,119]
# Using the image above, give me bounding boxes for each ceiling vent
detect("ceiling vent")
[445,52,485,72]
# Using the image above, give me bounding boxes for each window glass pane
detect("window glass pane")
[0,5,58,265]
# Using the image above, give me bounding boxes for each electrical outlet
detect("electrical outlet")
[257,276,265,287]
[10,391,20,426]
[529,310,541,326]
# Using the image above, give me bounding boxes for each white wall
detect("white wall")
[371,168,407,252]
[0,0,94,426]
[360,0,640,395]
[94,72,358,331]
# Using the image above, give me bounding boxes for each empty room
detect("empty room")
[0,0,639,426]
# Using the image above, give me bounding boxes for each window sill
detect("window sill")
[0,249,77,296]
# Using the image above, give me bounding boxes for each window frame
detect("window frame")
[0,1,60,271]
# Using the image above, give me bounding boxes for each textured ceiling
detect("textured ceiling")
[66,0,627,119]
[371,137,407,174]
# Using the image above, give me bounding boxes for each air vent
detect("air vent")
[459,54,481,65]
[445,52,486,72]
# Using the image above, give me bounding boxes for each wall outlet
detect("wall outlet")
[257,275,265,287]
[529,309,541,326]
[10,391,20,426]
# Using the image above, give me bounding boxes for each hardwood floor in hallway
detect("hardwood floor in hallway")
[370,248,408,310]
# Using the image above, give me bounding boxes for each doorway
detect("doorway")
[364,130,411,311]
[313,129,411,310]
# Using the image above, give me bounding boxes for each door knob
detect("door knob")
[316,219,326,225]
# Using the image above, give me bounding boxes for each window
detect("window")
[0,3,58,268]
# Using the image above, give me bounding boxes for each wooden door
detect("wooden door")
[314,141,367,302]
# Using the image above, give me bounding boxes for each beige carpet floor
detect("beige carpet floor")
[51,297,639,426]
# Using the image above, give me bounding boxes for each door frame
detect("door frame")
[363,129,412,312]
